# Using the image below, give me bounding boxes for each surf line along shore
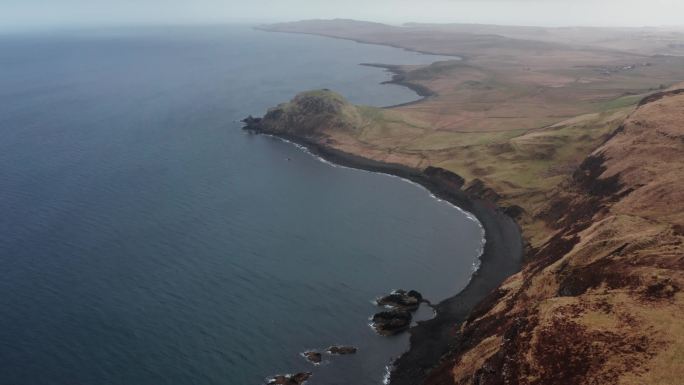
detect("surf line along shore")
[242,120,524,385]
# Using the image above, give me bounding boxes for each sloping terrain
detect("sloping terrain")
[422,89,684,385]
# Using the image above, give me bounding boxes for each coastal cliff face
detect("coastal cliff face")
[424,90,684,385]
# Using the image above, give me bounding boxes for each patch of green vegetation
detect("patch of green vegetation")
[353,106,426,144]
[405,129,528,151]
[358,106,429,128]
[296,89,348,103]
[594,94,643,111]
[427,105,628,197]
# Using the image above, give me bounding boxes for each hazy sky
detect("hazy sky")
[2,0,684,31]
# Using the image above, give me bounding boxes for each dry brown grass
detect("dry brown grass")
[446,91,684,385]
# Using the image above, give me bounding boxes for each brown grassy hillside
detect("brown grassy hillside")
[423,89,684,385]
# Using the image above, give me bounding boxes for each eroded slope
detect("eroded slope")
[423,90,684,385]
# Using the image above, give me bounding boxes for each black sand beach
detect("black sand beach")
[242,127,524,385]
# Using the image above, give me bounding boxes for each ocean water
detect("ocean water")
[0,25,483,385]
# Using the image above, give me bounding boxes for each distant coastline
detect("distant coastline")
[360,63,437,108]
[254,25,458,58]
[255,24,461,110]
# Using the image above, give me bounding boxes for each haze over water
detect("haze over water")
[0,25,483,385]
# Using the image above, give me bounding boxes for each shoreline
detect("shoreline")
[243,128,524,385]
[359,63,438,108]
[270,135,481,221]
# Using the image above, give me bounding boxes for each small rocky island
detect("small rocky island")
[376,289,423,310]
[371,309,413,336]
[301,351,322,364]
[371,289,424,336]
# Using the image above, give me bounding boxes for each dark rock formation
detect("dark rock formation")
[371,309,413,336]
[241,115,262,125]
[326,345,358,355]
[376,289,423,311]
[302,351,322,364]
[423,166,465,190]
[266,372,312,385]
[464,178,501,202]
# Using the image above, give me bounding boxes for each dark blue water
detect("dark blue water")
[0,25,483,385]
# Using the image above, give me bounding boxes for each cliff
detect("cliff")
[420,90,684,385]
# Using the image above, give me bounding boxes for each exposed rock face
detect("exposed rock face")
[326,346,358,355]
[371,310,413,336]
[637,87,684,106]
[422,167,502,205]
[266,372,312,385]
[463,178,501,203]
[423,167,466,190]
[416,90,684,385]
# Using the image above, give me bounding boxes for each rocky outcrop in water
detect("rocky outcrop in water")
[266,372,311,385]
[376,289,423,311]
[371,289,424,336]
[301,351,322,364]
[326,345,357,355]
[371,309,413,336]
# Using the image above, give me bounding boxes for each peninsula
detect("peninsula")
[248,20,684,385]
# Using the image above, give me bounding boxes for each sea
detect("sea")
[0,25,484,385]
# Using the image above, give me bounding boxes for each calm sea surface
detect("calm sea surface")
[0,25,483,385]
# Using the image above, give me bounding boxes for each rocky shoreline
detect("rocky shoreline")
[243,122,524,385]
